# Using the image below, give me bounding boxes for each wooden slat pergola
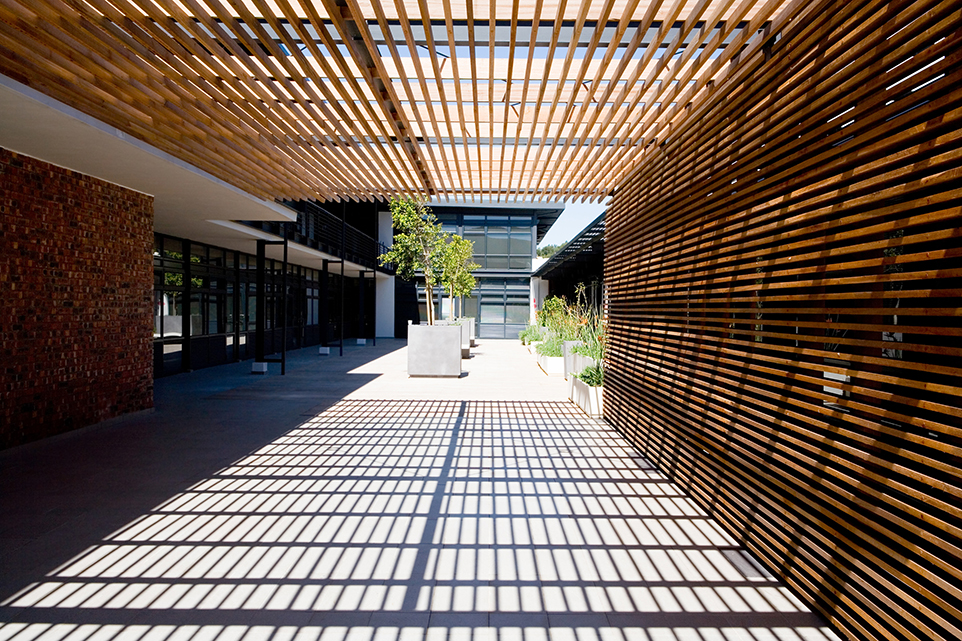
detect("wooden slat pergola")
[0,0,799,203]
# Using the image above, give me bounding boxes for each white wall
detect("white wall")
[530,277,549,324]
[376,273,395,338]
[376,209,396,337]
[378,209,393,246]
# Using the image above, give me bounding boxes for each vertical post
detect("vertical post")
[321,259,329,346]
[358,270,365,344]
[255,239,266,362]
[372,272,377,347]
[281,234,288,375]
[233,251,241,362]
[340,204,346,357]
[182,238,192,372]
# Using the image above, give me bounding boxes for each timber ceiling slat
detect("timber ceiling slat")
[366,0,449,197]
[388,0,455,197]
[0,0,803,202]
[413,0,465,197]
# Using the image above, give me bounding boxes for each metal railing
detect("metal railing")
[242,201,393,273]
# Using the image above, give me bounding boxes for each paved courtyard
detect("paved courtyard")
[0,340,838,641]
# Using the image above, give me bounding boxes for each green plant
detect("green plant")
[378,198,447,325]
[572,309,605,361]
[439,235,479,319]
[537,295,580,341]
[571,283,606,361]
[536,333,564,357]
[518,324,545,345]
[576,364,604,387]
[537,242,567,258]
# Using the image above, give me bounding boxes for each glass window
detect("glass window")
[239,286,248,331]
[464,226,485,254]
[190,244,207,264]
[208,248,224,267]
[247,284,257,330]
[156,291,183,337]
[506,299,529,324]
[190,293,204,335]
[208,294,224,334]
[486,255,510,270]
[510,230,532,255]
[481,302,505,324]
[226,286,234,334]
[163,237,183,260]
[510,256,532,270]
[486,227,509,254]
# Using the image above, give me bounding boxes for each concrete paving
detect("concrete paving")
[0,339,839,641]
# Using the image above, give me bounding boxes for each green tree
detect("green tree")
[378,197,447,325]
[537,242,567,258]
[439,236,480,319]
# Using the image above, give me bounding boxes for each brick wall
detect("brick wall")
[0,148,154,450]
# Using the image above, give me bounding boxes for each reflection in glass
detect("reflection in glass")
[510,230,532,255]
[481,303,505,324]
[505,303,529,325]
[486,227,509,254]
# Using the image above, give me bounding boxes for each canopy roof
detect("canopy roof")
[0,0,800,203]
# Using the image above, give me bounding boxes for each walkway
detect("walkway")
[0,340,839,641]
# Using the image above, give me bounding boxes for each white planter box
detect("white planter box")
[459,322,471,358]
[464,317,477,347]
[407,324,462,377]
[562,341,580,380]
[569,376,604,418]
[537,352,564,376]
[528,341,541,355]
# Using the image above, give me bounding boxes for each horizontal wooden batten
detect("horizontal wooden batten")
[604,1,962,640]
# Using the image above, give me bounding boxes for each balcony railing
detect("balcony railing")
[242,201,393,273]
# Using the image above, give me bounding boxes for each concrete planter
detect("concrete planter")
[569,376,604,418]
[464,317,477,347]
[562,341,580,380]
[435,319,471,358]
[537,352,565,376]
[527,341,541,355]
[458,321,471,358]
[407,324,461,377]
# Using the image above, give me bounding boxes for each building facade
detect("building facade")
[421,205,562,339]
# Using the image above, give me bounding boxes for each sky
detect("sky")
[539,199,608,248]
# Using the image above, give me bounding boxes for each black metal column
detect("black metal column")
[255,240,266,362]
[232,251,241,362]
[281,236,288,375]
[182,238,192,371]
[358,270,365,344]
[340,204,346,357]
[320,259,329,347]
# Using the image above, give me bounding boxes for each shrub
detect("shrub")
[576,364,604,387]
[535,333,564,357]
[518,324,546,345]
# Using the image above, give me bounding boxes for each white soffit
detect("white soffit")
[0,74,295,246]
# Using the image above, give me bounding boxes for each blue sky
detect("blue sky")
[540,199,608,247]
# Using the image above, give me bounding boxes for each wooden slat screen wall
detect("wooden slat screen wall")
[604,1,962,640]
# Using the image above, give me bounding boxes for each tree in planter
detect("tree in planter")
[378,198,446,325]
[439,236,479,320]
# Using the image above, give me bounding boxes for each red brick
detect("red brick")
[0,148,154,449]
